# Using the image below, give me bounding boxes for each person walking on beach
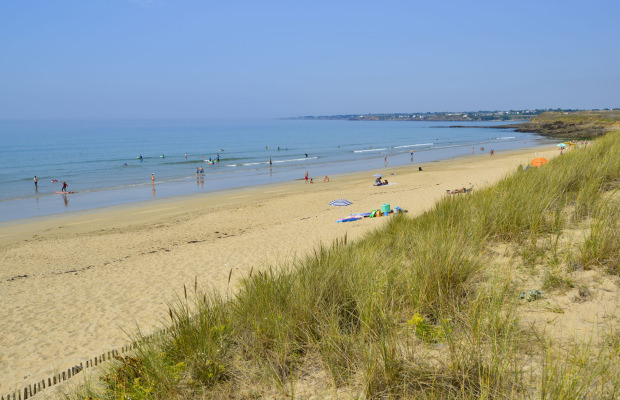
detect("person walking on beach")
[305,171,309,183]
[61,181,68,192]
[384,156,388,167]
[34,176,38,188]
[410,149,413,162]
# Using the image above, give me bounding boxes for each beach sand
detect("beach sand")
[0,146,558,393]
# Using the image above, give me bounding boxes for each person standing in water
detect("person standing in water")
[61,181,68,192]
[151,173,155,183]
[269,158,272,167]
[34,176,38,188]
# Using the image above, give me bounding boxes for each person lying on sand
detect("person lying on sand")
[446,185,473,194]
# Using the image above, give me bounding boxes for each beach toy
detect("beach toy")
[381,203,390,214]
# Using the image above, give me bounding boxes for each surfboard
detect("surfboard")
[55,191,76,194]
[336,216,363,223]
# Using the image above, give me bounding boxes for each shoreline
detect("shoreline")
[0,145,559,393]
[0,123,552,223]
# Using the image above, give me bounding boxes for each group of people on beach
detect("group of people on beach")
[304,171,329,184]
[34,176,68,192]
[374,177,389,186]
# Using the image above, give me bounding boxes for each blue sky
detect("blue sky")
[1,0,618,119]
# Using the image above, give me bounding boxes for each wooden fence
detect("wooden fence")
[2,328,170,400]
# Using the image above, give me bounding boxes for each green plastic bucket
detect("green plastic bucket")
[381,203,390,214]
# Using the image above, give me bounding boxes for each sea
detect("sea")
[0,119,554,222]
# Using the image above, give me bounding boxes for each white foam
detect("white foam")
[353,148,388,153]
[274,157,318,163]
[393,143,434,149]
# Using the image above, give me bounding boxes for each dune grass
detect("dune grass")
[72,131,619,399]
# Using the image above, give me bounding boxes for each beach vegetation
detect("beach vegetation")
[67,129,620,399]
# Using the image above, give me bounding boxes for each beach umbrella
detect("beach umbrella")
[557,143,566,148]
[329,199,353,206]
[530,157,548,167]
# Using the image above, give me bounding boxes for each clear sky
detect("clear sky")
[1,0,618,119]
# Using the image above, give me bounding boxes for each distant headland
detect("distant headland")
[291,109,620,140]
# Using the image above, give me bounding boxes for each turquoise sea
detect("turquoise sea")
[0,119,553,222]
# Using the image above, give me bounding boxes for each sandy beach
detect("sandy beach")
[0,146,558,394]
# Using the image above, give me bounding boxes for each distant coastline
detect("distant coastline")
[291,109,620,140]
[289,108,581,122]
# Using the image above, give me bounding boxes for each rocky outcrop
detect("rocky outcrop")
[497,111,620,139]
[511,120,611,139]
